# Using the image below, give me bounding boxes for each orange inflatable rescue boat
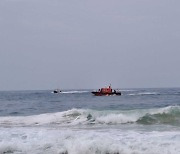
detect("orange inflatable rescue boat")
[92,85,121,96]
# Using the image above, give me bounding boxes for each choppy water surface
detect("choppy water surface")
[0,88,180,154]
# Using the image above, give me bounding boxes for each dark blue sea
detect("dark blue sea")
[0,88,180,154]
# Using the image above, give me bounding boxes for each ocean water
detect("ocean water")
[0,88,180,154]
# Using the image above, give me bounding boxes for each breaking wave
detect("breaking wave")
[0,106,180,127]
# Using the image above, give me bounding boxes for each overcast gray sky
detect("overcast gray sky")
[0,0,180,90]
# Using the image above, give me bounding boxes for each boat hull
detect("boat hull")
[92,91,121,96]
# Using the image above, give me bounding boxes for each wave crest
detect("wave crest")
[137,106,180,125]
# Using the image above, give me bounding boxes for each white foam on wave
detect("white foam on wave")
[0,127,180,154]
[95,113,138,124]
[0,108,88,127]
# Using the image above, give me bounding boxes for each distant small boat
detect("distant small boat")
[92,85,121,96]
[52,89,62,94]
